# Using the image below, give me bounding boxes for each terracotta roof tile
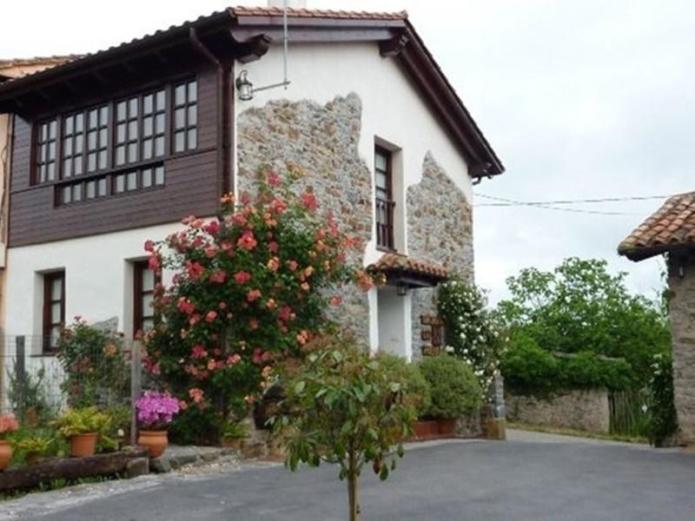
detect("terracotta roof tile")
[370,253,449,281]
[230,6,408,20]
[618,192,695,260]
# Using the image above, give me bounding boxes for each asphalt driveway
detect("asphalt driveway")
[3,431,695,520]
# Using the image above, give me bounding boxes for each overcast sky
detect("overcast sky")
[4,0,694,303]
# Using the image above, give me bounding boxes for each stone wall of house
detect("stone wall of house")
[406,153,474,357]
[667,254,695,445]
[506,389,610,434]
[237,94,372,343]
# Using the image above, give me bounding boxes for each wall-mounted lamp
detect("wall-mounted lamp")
[236,70,254,101]
[397,283,409,297]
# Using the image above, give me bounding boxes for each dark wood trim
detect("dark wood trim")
[375,145,395,251]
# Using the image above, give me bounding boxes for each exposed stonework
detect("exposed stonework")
[406,153,474,356]
[505,389,610,434]
[237,94,372,343]
[667,253,695,445]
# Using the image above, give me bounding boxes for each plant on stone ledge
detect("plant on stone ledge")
[272,335,417,521]
[143,168,373,443]
[437,278,505,394]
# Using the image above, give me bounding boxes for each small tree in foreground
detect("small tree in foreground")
[273,337,418,521]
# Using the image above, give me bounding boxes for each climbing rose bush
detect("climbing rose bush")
[143,169,372,442]
[437,278,505,395]
[135,391,180,429]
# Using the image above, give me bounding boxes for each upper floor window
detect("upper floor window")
[36,119,57,183]
[33,79,198,187]
[173,80,197,153]
[375,146,395,251]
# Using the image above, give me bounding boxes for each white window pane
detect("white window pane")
[142,269,155,291]
[86,181,96,199]
[51,277,62,299]
[142,293,154,314]
[154,166,165,185]
[51,302,62,323]
[187,129,197,150]
[127,172,137,191]
[187,80,197,102]
[142,169,152,188]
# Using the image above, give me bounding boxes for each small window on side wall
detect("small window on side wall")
[133,261,161,337]
[375,146,395,251]
[173,79,198,154]
[42,271,65,353]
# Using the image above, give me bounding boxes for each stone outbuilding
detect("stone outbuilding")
[618,192,695,446]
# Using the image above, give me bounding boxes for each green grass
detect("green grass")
[508,422,648,444]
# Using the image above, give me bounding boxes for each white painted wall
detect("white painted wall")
[236,41,472,353]
[4,222,183,349]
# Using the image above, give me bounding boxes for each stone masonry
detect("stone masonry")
[237,94,372,343]
[667,253,695,445]
[407,153,474,356]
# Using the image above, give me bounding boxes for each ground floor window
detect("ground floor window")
[133,260,160,336]
[42,271,65,352]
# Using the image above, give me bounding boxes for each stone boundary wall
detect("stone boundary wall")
[506,389,610,434]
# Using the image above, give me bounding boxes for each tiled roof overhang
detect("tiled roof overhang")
[370,253,449,288]
[618,192,695,261]
[0,6,503,178]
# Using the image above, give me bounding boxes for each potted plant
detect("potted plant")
[222,421,248,451]
[16,435,53,465]
[418,355,483,438]
[136,391,180,458]
[0,413,19,470]
[53,407,110,457]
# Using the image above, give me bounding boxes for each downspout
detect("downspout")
[189,27,231,197]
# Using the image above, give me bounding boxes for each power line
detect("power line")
[472,192,670,216]
[474,193,670,206]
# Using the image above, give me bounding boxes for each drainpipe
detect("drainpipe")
[189,27,231,197]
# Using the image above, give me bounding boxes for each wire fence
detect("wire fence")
[0,335,145,445]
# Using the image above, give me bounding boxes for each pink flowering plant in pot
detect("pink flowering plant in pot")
[142,168,374,444]
[136,391,180,458]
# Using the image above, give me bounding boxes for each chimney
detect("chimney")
[267,0,307,7]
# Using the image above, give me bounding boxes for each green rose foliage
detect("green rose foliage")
[143,169,372,443]
[273,336,418,521]
[419,355,483,420]
[57,319,130,409]
[497,257,670,389]
[647,352,678,446]
[437,279,504,393]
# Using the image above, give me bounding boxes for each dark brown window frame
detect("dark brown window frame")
[42,270,65,353]
[172,79,198,154]
[375,145,396,251]
[31,77,198,191]
[34,119,58,184]
[133,260,161,337]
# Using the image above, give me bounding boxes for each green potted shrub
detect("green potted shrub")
[15,435,54,465]
[419,355,483,437]
[222,421,249,451]
[53,407,110,457]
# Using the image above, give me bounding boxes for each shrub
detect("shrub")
[500,333,635,394]
[647,352,678,446]
[419,355,482,419]
[57,319,130,408]
[377,355,431,417]
[438,279,504,392]
[53,407,111,438]
[6,364,54,426]
[144,170,371,443]
[274,335,417,521]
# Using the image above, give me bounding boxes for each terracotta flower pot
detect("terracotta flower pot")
[0,440,12,470]
[70,433,98,458]
[138,430,168,458]
[437,418,457,437]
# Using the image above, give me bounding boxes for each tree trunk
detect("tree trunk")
[347,452,360,521]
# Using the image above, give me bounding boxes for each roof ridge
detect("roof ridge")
[229,5,408,20]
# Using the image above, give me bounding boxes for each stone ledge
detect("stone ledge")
[150,445,238,474]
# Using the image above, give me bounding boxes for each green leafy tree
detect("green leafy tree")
[273,337,417,521]
[647,352,678,446]
[498,257,670,388]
